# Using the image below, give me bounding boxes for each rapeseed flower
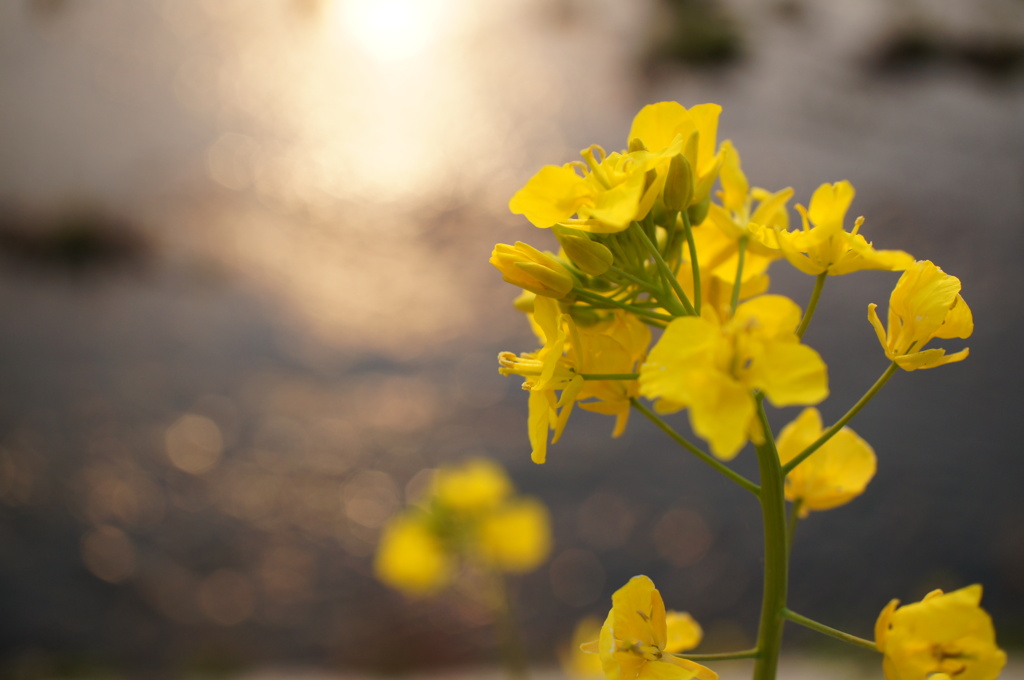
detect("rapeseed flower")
[491,241,575,298]
[639,295,828,460]
[875,585,1006,680]
[374,459,551,597]
[868,260,973,370]
[774,181,914,276]
[587,575,716,680]
[776,407,876,516]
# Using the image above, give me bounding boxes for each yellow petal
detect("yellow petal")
[664,611,703,653]
[751,342,829,407]
[510,164,590,228]
[477,499,552,572]
[374,514,452,596]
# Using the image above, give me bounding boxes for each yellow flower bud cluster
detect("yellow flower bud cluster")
[373,459,551,596]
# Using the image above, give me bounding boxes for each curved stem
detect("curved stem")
[782,362,899,475]
[673,649,761,662]
[730,236,748,315]
[682,211,702,315]
[630,399,760,496]
[796,272,827,339]
[752,395,788,680]
[782,609,878,652]
[630,222,696,316]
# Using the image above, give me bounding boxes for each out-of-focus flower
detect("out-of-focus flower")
[562,617,606,678]
[587,575,717,680]
[374,513,452,595]
[776,407,876,516]
[774,181,914,276]
[374,459,551,597]
[640,295,828,460]
[433,458,511,514]
[868,260,974,370]
[875,585,1006,680]
[476,498,551,572]
[491,241,575,298]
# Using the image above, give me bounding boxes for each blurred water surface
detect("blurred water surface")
[1,0,1023,676]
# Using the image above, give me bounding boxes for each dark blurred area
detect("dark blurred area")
[1,0,1023,677]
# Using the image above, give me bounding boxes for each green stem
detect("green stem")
[491,571,528,680]
[796,272,827,339]
[573,288,674,323]
[782,609,878,652]
[752,395,788,680]
[608,266,663,295]
[630,399,760,496]
[682,211,702,315]
[730,236,748,315]
[673,649,761,662]
[630,222,696,316]
[580,373,639,380]
[782,362,899,475]
[786,499,802,557]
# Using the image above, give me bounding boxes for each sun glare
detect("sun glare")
[338,0,452,62]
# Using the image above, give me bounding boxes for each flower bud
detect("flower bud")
[558,233,614,276]
[490,242,574,298]
[663,153,694,211]
[687,195,711,226]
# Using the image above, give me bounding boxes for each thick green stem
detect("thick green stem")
[752,395,788,680]
[796,272,827,339]
[782,362,899,474]
[730,236,748,315]
[630,221,696,316]
[786,499,802,557]
[682,211,702,315]
[631,399,760,496]
[782,609,878,652]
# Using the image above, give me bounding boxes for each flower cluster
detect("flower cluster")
[488,101,992,680]
[374,458,551,596]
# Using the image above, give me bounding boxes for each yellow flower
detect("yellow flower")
[875,585,1006,680]
[628,102,724,209]
[706,140,792,245]
[563,617,606,678]
[639,295,829,460]
[588,575,717,680]
[476,498,552,572]
[499,296,585,463]
[776,408,876,516]
[374,513,452,596]
[774,181,914,276]
[868,260,973,370]
[510,145,666,234]
[433,458,512,514]
[490,241,575,298]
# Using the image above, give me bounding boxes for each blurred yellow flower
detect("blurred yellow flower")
[776,408,876,516]
[640,295,828,460]
[374,459,552,597]
[774,181,914,276]
[433,458,512,514]
[589,575,717,680]
[477,498,551,572]
[562,617,605,678]
[875,585,1006,680]
[868,260,974,371]
[374,513,452,596]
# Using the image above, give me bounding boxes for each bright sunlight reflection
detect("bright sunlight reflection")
[337,0,454,61]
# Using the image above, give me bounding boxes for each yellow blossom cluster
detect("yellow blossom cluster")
[374,458,551,596]
[487,100,991,680]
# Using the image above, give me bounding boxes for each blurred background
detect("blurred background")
[1,0,1023,677]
